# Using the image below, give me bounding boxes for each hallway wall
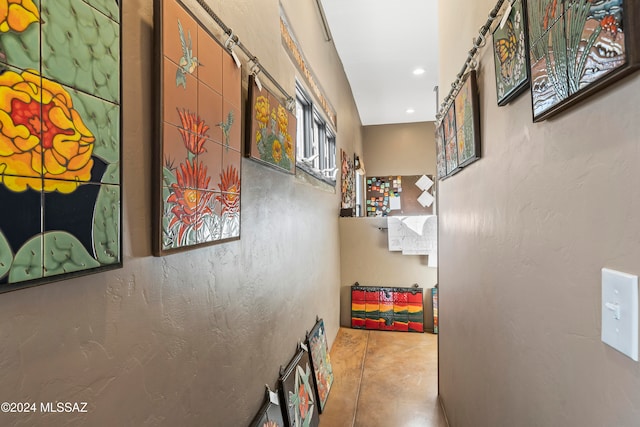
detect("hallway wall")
[363,121,436,176]
[339,121,438,330]
[0,1,362,426]
[438,1,640,426]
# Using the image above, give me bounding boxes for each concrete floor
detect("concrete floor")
[320,328,447,427]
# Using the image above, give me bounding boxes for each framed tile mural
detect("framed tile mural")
[527,0,640,122]
[154,0,242,255]
[278,346,319,427]
[493,0,530,106]
[340,149,355,209]
[454,70,481,168]
[443,102,459,176]
[245,75,296,174]
[249,386,286,427]
[0,0,122,292]
[306,318,334,413]
[435,123,447,180]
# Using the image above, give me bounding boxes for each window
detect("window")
[295,82,336,182]
[355,169,363,216]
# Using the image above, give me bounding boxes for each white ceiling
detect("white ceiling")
[319,0,439,126]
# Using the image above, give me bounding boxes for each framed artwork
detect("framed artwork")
[435,123,447,180]
[340,149,355,209]
[306,318,334,413]
[527,0,640,121]
[443,103,459,176]
[249,386,286,427]
[455,71,481,168]
[154,0,242,255]
[493,0,530,106]
[278,346,319,427]
[0,0,122,292]
[245,75,296,174]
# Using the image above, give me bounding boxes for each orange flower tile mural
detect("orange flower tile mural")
[279,347,319,427]
[155,0,241,254]
[246,75,296,174]
[0,0,121,290]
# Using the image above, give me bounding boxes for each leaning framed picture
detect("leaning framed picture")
[0,0,122,292]
[306,319,334,413]
[493,0,530,106]
[527,0,640,121]
[249,386,286,427]
[278,345,319,427]
[245,75,296,174]
[455,70,481,168]
[153,0,242,255]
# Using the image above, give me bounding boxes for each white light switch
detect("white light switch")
[602,268,638,361]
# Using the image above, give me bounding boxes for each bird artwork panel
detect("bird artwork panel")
[155,0,242,255]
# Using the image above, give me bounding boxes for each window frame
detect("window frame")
[294,82,337,183]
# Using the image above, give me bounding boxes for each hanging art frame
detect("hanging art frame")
[0,0,122,292]
[153,0,242,255]
[340,149,355,209]
[443,102,460,176]
[245,75,297,174]
[527,0,640,122]
[249,386,286,427]
[493,0,531,106]
[455,70,481,168]
[278,345,319,427]
[435,123,447,180]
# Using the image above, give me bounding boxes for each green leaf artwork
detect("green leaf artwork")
[0,231,13,279]
[43,232,101,277]
[9,235,43,283]
[93,186,120,265]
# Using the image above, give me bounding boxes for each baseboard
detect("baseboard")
[438,394,451,427]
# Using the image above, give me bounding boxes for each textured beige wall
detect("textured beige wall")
[363,121,436,176]
[438,1,640,426]
[0,1,361,426]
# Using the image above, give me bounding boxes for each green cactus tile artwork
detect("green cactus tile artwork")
[0,0,121,291]
[41,0,120,104]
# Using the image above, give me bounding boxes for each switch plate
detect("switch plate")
[601,268,638,361]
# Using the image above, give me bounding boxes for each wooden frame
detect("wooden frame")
[493,0,531,106]
[527,0,640,122]
[306,318,334,414]
[153,0,242,255]
[455,70,481,168]
[245,75,297,174]
[278,345,319,427]
[0,0,122,292]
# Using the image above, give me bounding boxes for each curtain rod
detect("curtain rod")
[436,0,508,124]
[192,0,294,104]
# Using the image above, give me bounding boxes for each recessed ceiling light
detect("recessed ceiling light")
[406,108,415,114]
[413,68,426,75]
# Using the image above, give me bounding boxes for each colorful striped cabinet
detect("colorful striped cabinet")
[351,285,424,332]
